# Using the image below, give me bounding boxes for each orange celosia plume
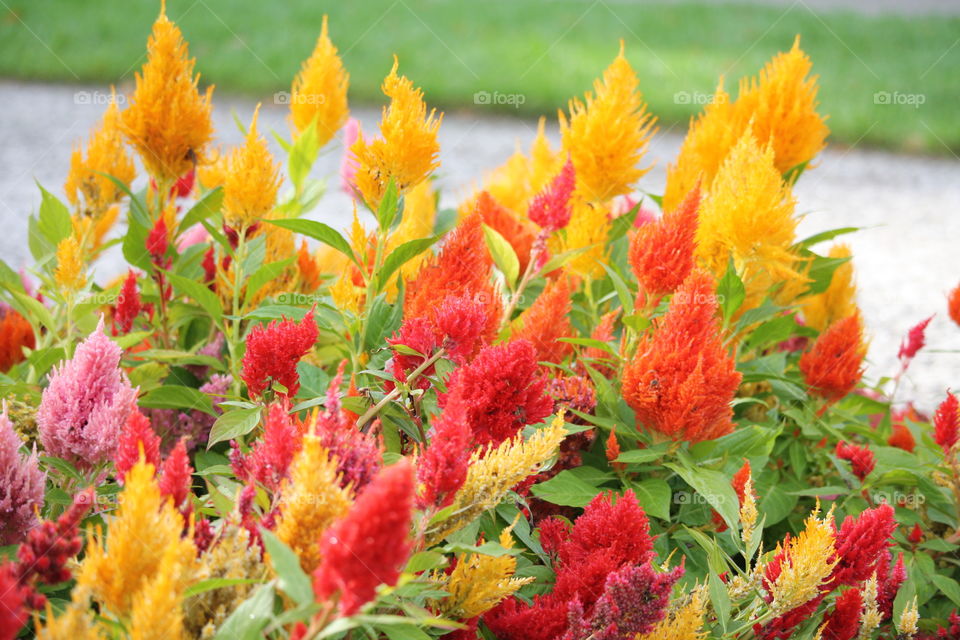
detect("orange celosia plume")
[404,213,501,343]
[512,275,575,365]
[628,184,700,301]
[0,310,35,372]
[799,312,866,404]
[621,269,741,442]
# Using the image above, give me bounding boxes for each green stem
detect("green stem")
[356,348,446,430]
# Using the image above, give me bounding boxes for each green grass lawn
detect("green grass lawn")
[2,0,958,154]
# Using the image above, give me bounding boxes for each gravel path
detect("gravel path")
[2,80,959,409]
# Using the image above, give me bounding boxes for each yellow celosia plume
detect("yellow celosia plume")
[275,433,351,573]
[766,506,837,616]
[223,105,282,230]
[290,15,350,146]
[637,590,707,640]
[77,461,198,618]
[800,243,857,331]
[121,3,214,182]
[548,196,610,279]
[426,413,567,545]
[559,42,656,203]
[64,92,135,218]
[54,236,86,293]
[352,58,442,210]
[128,543,192,640]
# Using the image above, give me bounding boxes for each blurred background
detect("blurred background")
[0,0,959,406]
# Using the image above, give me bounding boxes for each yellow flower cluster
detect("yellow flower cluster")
[559,42,656,203]
[352,59,442,209]
[64,92,135,219]
[437,526,532,619]
[77,461,198,628]
[801,243,858,331]
[54,236,86,294]
[289,15,350,145]
[426,413,567,545]
[766,506,837,616]
[549,197,610,279]
[222,106,282,230]
[275,433,351,572]
[637,590,707,640]
[121,3,213,182]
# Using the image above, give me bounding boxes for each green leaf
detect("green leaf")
[375,235,441,292]
[266,218,356,265]
[36,183,73,248]
[600,262,633,314]
[717,258,745,322]
[531,470,603,507]
[260,529,313,606]
[244,258,295,306]
[288,119,320,192]
[140,385,216,416]
[794,226,859,249]
[632,478,671,520]
[207,407,262,449]
[615,449,664,465]
[166,271,224,323]
[802,250,851,295]
[178,187,223,235]
[213,583,275,640]
[122,209,152,271]
[482,224,520,288]
[666,462,740,531]
[376,178,401,231]
[12,291,54,331]
[709,571,731,632]
[932,574,960,608]
[381,626,434,640]
[184,577,261,598]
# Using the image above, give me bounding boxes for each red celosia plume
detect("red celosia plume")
[835,441,875,483]
[898,315,933,362]
[114,409,161,483]
[113,270,143,335]
[231,401,302,492]
[0,309,35,372]
[241,310,318,398]
[528,158,575,231]
[416,396,471,509]
[934,391,959,455]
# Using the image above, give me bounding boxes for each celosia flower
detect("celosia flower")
[158,439,193,513]
[438,526,532,620]
[549,196,611,279]
[570,562,684,639]
[934,391,959,455]
[54,235,86,293]
[17,488,92,595]
[907,523,923,545]
[621,269,741,443]
[230,402,301,493]
[734,36,829,175]
[121,4,213,182]
[0,308,35,372]
[486,489,654,640]
[696,129,806,313]
[887,420,916,452]
[289,15,349,145]
[38,319,138,468]
[801,244,857,332]
[821,587,862,640]
[77,461,197,617]
[275,433,351,573]
[313,458,416,616]
[440,340,552,447]
[898,315,933,363]
[876,552,906,619]
[0,404,45,545]
[559,42,655,202]
[835,441,875,482]
[128,539,194,640]
[636,590,707,640]
[417,396,471,510]
[0,563,29,639]
[146,215,169,262]
[628,184,700,300]
[223,105,282,229]
[799,313,866,404]
[115,409,161,483]
[763,508,837,617]
[352,58,442,209]
[527,158,575,231]
[949,283,960,327]
[241,310,318,398]
[477,190,537,275]
[512,276,574,365]
[830,503,895,588]
[405,213,502,343]
[64,91,135,218]
[340,117,361,197]
[426,413,567,545]
[113,270,142,335]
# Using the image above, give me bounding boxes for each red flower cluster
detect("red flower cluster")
[440,340,552,447]
[241,310,318,398]
[820,588,862,640]
[898,315,933,363]
[0,308,35,372]
[146,216,169,262]
[313,459,416,616]
[158,439,194,513]
[628,185,700,301]
[113,270,143,335]
[513,276,575,365]
[477,191,537,274]
[404,213,502,344]
[416,395,471,509]
[231,402,302,492]
[934,391,959,455]
[835,441,875,482]
[528,158,575,231]
[486,490,655,640]
[0,563,30,640]
[799,313,865,405]
[621,268,741,443]
[115,409,162,482]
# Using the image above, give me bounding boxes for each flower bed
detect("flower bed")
[2,5,960,639]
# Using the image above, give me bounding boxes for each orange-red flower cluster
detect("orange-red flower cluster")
[799,313,865,404]
[512,276,575,365]
[241,311,318,398]
[934,391,959,455]
[628,185,700,301]
[527,159,575,231]
[621,268,741,442]
[0,309,35,372]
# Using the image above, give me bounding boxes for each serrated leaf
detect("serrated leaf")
[717,258,745,322]
[531,470,603,507]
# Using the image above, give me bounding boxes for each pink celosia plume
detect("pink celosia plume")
[0,403,45,545]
